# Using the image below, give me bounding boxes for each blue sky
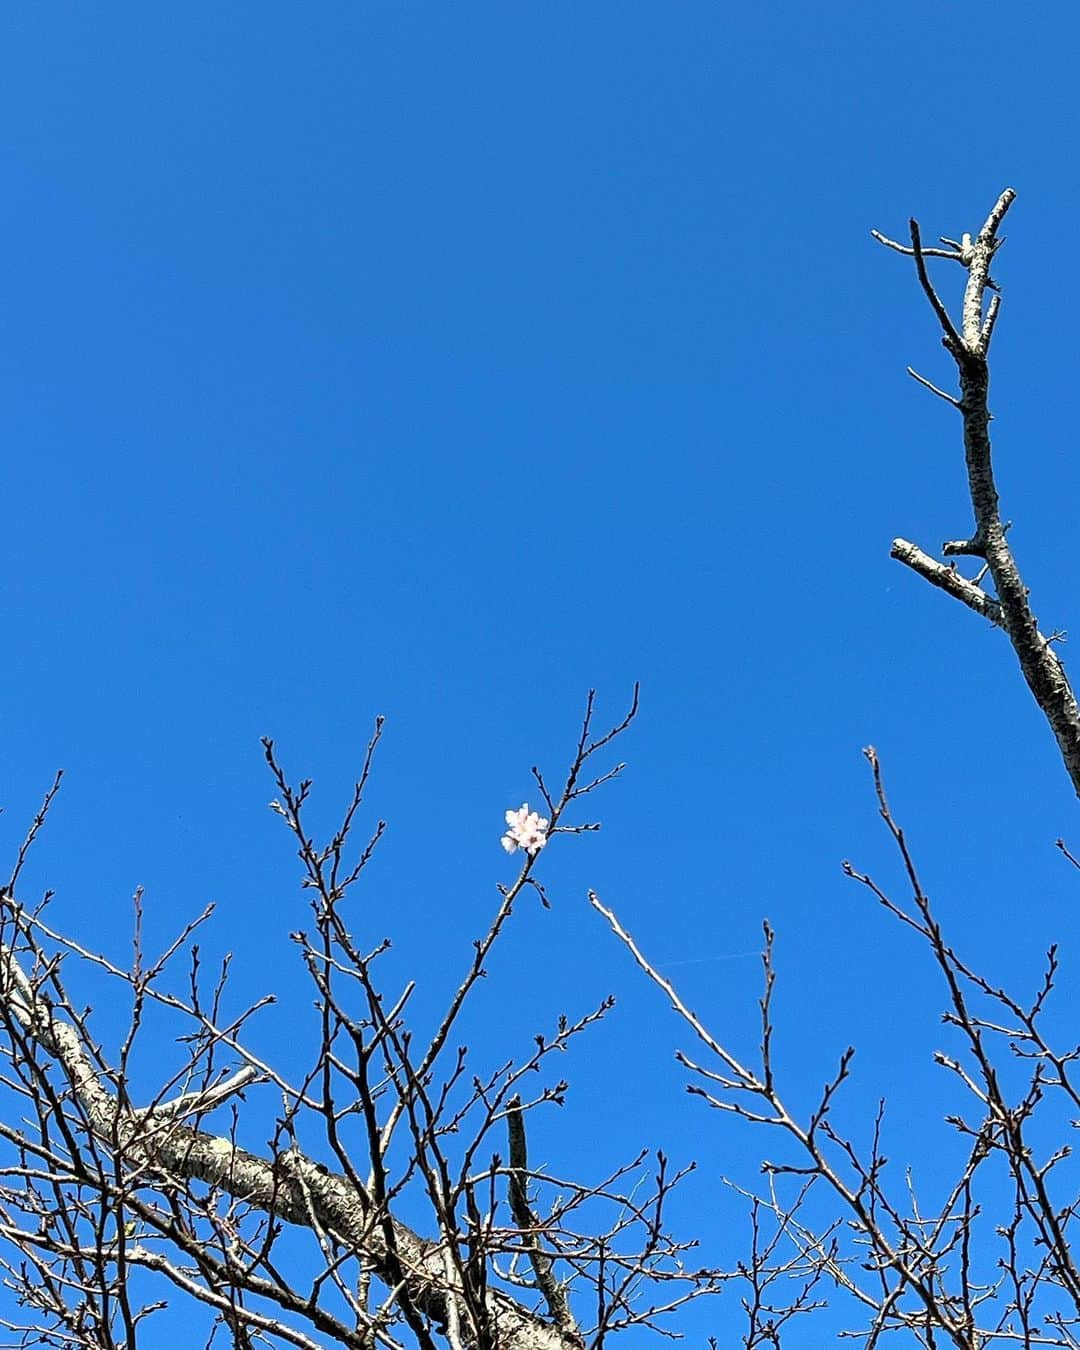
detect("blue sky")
[3,3,1080,1343]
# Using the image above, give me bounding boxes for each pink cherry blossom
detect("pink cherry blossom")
[501,803,549,855]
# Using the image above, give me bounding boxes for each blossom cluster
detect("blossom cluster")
[501,803,549,856]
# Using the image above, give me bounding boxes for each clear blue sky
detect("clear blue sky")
[3,4,1080,1343]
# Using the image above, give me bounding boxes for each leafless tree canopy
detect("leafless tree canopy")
[0,690,727,1350]
[4,190,1080,1349]
[592,190,1080,1348]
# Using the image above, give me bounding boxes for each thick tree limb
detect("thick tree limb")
[877,190,1080,797]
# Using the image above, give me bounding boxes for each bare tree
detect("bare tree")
[590,190,1080,1347]
[5,188,1080,1350]
[0,690,723,1349]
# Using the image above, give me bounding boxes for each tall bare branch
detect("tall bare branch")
[875,189,1080,796]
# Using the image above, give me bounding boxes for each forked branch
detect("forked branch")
[875,189,1080,797]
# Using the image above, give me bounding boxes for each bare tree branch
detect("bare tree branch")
[876,188,1080,797]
